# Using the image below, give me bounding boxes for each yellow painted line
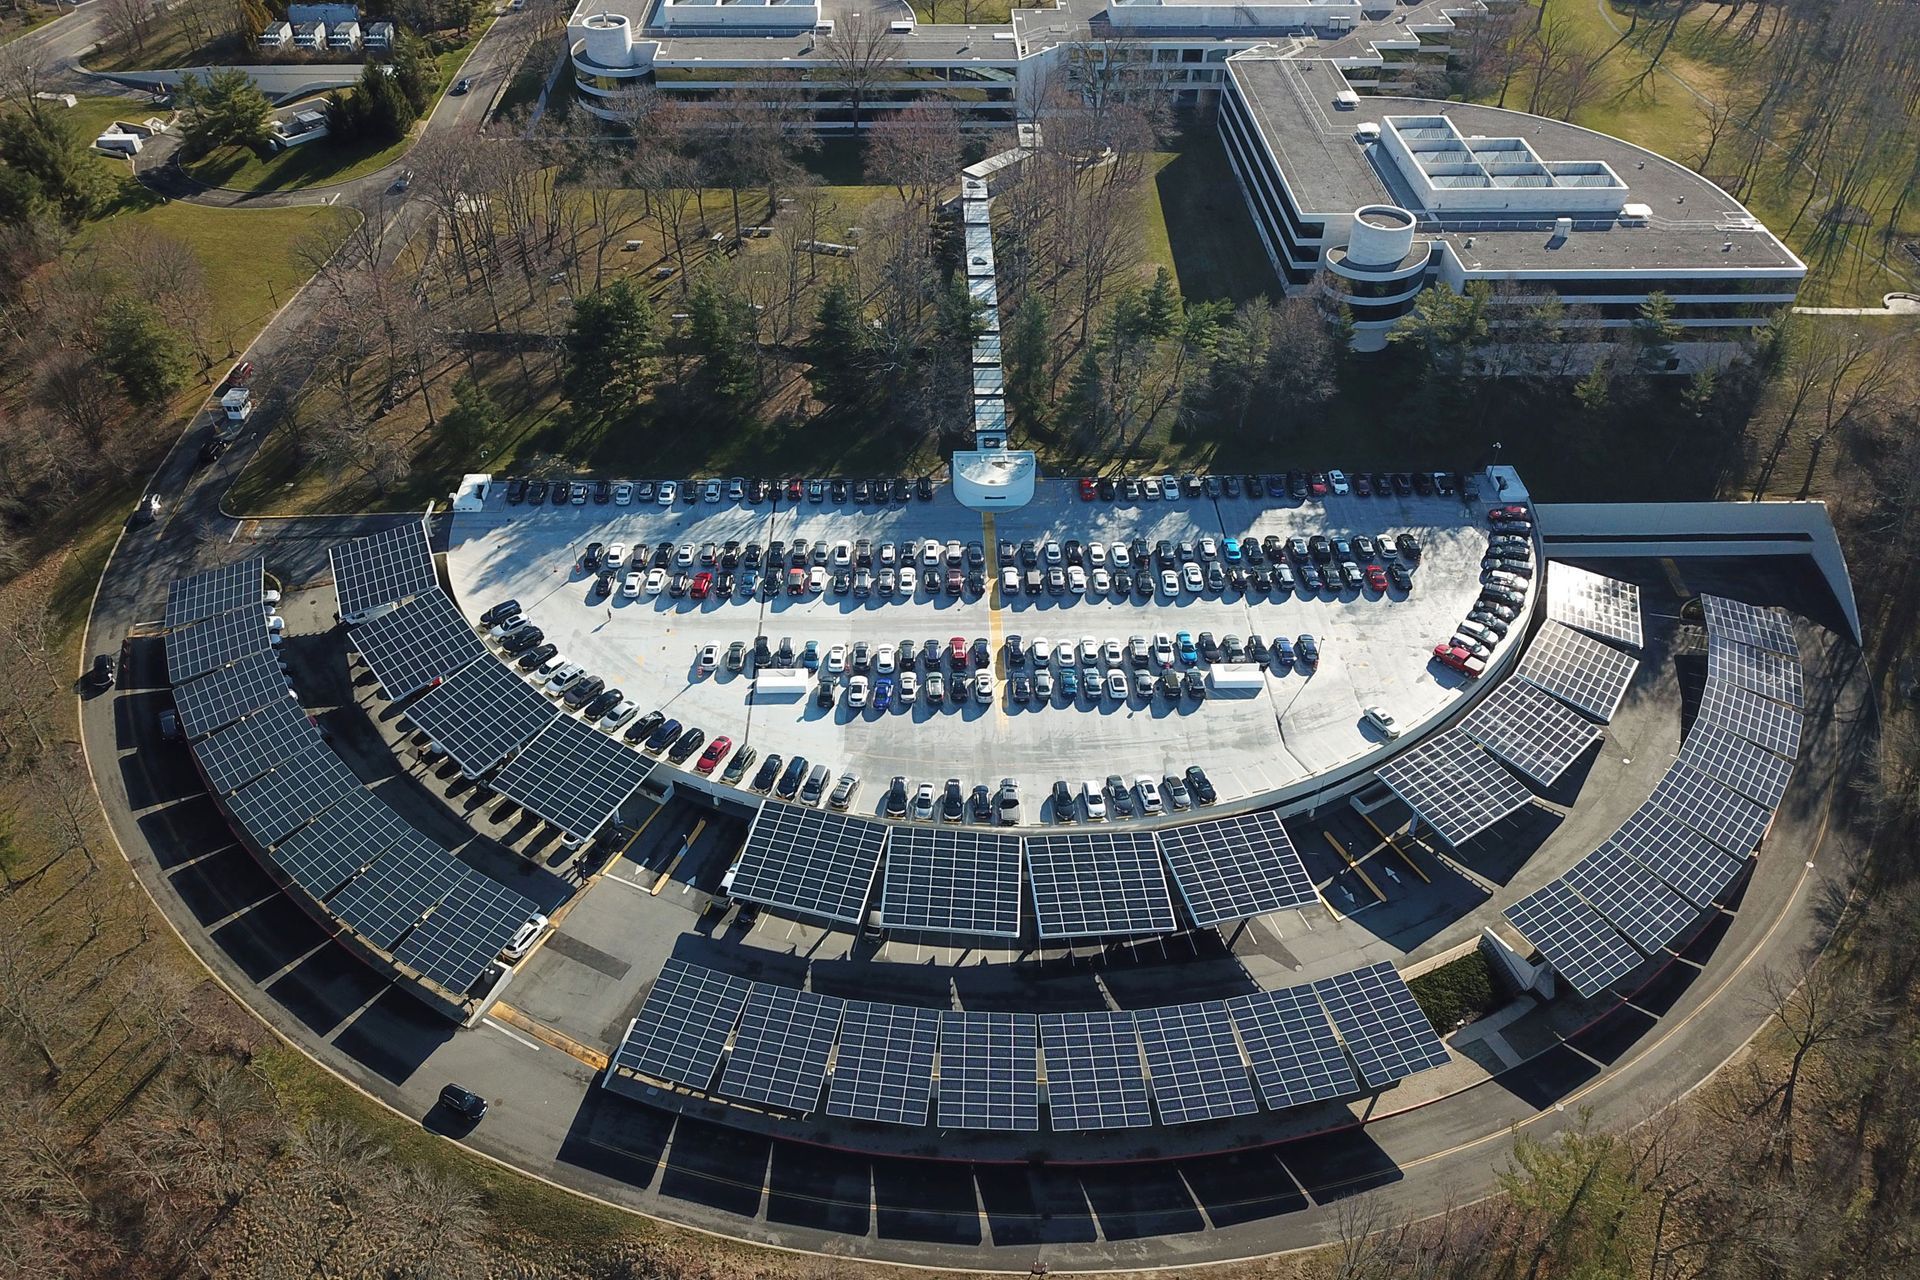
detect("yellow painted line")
[1660,557,1689,599]
[981,512,1008,721]
[490,1002,608,1070]
[1359,810,1431,884]
[650,818,708,894]
[1324,831,1387,903]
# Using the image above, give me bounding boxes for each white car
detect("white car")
[1153,634,1175,667]
[1328,468,1351,494]
[1043,541,1063,566]
[543,662,584,695]
[621,570,643,597]
[808,566,827,594]
[1082,780,1107,822]
[1089,567,1111,595]
[1105,670,1127,700]
[898,670,918,701]
[702,480,722,502]
[945,540,965,566]
[1142,477,1162,500]
[1137,775,1164,815]
[696,645,718,675]
[1078,636,1100,665]
[1160,568,1181,596]
[1031,637,1053,666]
[1067,565,1088,594]
[826,644,847,674]
[1181,562,1205,593]
[532,652,568,680]
[487,613,525,639]
[656,480,676,504]
[674,543,696,568]
[1198,536,1219,560]
[1000,566,1019,595]
[612,483,632,505]
[848,675,871,708]
[501,913,549,960]
[874,648,896,675]
[644,567,667,595]
[1101,638,1123,667]
[900,565,919,595]
[1161,476,1180,500]
[919,541,942,568]
[1364,706,1401,739]
[1087,541,1107,568]
[599,698,638,730]
[830,540,853,568]
[1110,543,1131,568]
[603,542,628,569]
[974,669,994,702]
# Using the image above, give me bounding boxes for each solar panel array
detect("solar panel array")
[329,520,437,619]
[825,1001,938,1126]
[1701,594,1798,657]
[611,959,751,1091]
[1157,810,1318,927]
[327,832,462,950]
[1562,844,1699,956]
[1312,962,1452,1089]
[175,650,289,739]
[1676,722,1795,808]
[1225,985,1360,1111]
[404,654,556,777]
[1504,881,1644,998]
[1135,1001,1259,1125]
[350,588,485,700]
[224,741,361,847]
[1459,679,1605,787]
[394,870,539,994]
[717,986,845,1114]
[937,1010,1040,1131]
[1516,621,1641,721]
[879,826,1023,936]
[166,607,272,684]
[1697,679,1803,759]
[1040,1010,1152,1131]
[1648,763,1774,856]
[1375,731,1533,847]
[1708,633,1804,708]
[1599,805,1746,909]
[1024,830,1177,938]
[733,803,888,926]
[165,557,265,629]
[1547,563,1644,649]
[491,715,652,842]
[271,789,410,899]
[194,697,318,796]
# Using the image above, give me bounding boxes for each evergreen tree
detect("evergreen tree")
[1060,347,1105,444]
[0,107,111,222]
[1388,282,1488,383]
[687,277,756,408]
[806,283,872,413]
[177,68,273,158]
[1629,290,1682,373]
[1003,296,1051,433]
[390,30,438,115]
[1574,354,1612,414]
[563,279,658,418]
[1139,267,1178,341]
[441,377,502,453]
[100,298,191,405]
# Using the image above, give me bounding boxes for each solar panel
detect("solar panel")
[350,588,485,700]
[1707,634,1803,708]
[1675,722,1795,808]
[223,741,361,847]
[166,607,272,684]
[327,831,462,950]
[403,655,556,777]
[936,1010,1039,1131]
[1516,622,1641,722]
[732,803,888,926]
[1375,731,1533,847]
[1311,962,1451,1089]
[165,558,265,629]
[175,651,290,739]
[1225,984,1359,1110]
[1157,810,1318,928]
[612,959,751,1091]
[1024,831,1177,939]
[1648,762,1774,856]
[879,826,1023,936]
[717,985,845,1114]
[394,869,539,994]
[1459,680,1605,787]
[1562,845,1701,955]
[1134,1001,1259,1125]
[1504,881,1644,998]
[1599,803,1746,908]
[1697,679,1802,759]
[1546,563,1643,649]
[329,520,437,620]
[1038,1011,1150,1132]
[1700,594,1797,657]
[192,697,319,796]
[826,1001,939,1126]
[270,788,411,899]
[491,716,653,842]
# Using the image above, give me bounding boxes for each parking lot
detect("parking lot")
[445,478,1511,818]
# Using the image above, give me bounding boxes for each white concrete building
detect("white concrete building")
[327,20,362,49]
[292,21,327,50]
[258,20,293,48]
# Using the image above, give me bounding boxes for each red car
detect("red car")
[1308,472,1330,498]
[1079,477,1097,500]
[695,735,732,774]
[786,478,805,501]
[787,567,806,595]
[1432,644,1487,678]
[949,636,969,669]
[690,570,713,599]
[1489,504,1531,522]
[221,359,253,391]
[1365,564,1388,592]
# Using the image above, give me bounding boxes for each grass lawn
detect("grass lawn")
[1140,137,1277,307]
[0,4,57,44]
[909,0,1015,21]
[185,129,413,193]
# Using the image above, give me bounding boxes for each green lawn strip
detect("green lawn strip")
[0,7,56,44]
[1142,138,1277,307]
[908,0,1014,22]
[1408,949,1500,1033]
[185,128,414,193]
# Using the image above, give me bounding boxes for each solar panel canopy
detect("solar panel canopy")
[611,959,750,1091]
[732,803,887,926]
[192,697,318,796]
[1040,1010,1151,1131]
[166,606,272,684]
[1135,1001,1259,1125]
[1648,762,1774,856]
[1312,962,1450,1089]
[879,826,1023,936]
[394,869,539,993]
[937,1010,1039,1131]
[718,985,844,1114]
[1701,594,1797,657]
[1505,881,1644,998]
[1158,810,1318,927]
[327,831,462,950]
[1598,804,1746,909]
[1563,845,1700,956]
[1676,721,1795,808]
[826,1001,938,1126]
[1516,622,1640,722]
[351,588,485,700]
[491,715,652,841]
[330,520,438,620]
[404,655,556,776]
[1226,984,1358,1111]
[1546,563,1644,649]
[1376,731,1533,847]
[165,558,265,629]
[1459,680,1605,787]
[1697,679,1802,759]
[270,788,410,899]
[174,650,289,739]
[1707,633,1803,708]
[1024,830,1177,939]
[223,740,360,848]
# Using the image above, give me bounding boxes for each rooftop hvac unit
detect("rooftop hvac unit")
[1356,122,1381,142]
[1618,202,1652,226]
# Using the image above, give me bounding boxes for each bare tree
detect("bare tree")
[818,12,902,134]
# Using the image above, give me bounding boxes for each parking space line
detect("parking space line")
[1324,831,1387,902]
[489,1003,610,1069]
[650,819,709,893]
[1358,810,1431,883]
[482,1017,544,1053]
[980,512,1008,723]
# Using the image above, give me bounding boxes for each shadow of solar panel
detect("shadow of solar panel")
[1546,562,1643,649]
[1516,622,1640,721]
[1225,985,1357,1110]
[1157,810,1317,927]
[175,651,289,739]
[491,716,653,843]
[612,959,751,1092]
[1649,762,1773,857]
[395,870,540,993]
[327,831,462,950]
[1459,680,1605,787]
[1505,882,1643,999]
[224,741,361,847]
[351,588,486,700]
[166,607,273,684]
[1312,962,1450,1089]
[1375,731,1533,847]
[1024,831,1176,939]
[1697,679,1801,759]
[194,697,319,796]
[1701,594,1797,657]
[1135,1001,1259,1125]
[718,986,845,1114]
[404,655,556,776]
[1598,804,1745,908]
[937,1010,1039,1131]
[1040,1010,1150,1132]
[330,520,437,619]
[270,788,410,899]
[1707,634,1803,708]
[826,1001,938,1126]
[879,827,1023,936]
[733,803,888,926]
[1675,722,1795,807]
[165,557,265,629]
[1563,845,1700,955]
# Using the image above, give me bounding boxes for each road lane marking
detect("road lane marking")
[483,1017,544,1053]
